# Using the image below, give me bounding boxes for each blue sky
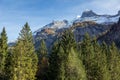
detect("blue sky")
[0,0,120,42]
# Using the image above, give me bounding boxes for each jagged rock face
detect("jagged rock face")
[74,10,120,24]
[73,21,97,28]
[117,10,120,15]
[33,20,69,35]
[48,20,67,29]
[33,20,69,50]
[34,21,112,50]
[34,27,68,50]
[33,10,120,50]
[72,21,112,42]
[44,20,68,29]
[43,28,55,34]
[98,18,120,47]
[81,10,97,18]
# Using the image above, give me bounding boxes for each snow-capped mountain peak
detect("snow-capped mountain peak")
[43,20,69,29]
[33,20,69,35]
[33,10,120,35]
[84,9,91,12]
[81,10,97,18]
[73,10,120,24]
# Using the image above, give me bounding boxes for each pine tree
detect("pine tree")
[108,42,120,80]
[57,45,65,80]
[36,39,48,80]
[80,34,111,80]
[0,27,8,79]
[60,30,76,53]
[48,41,60,80]
[101,42,109,59]
[65,47,87,80]
[61,30,87,80]
[48,41,67,80]
[38,39,47,57]
[92,39,111,80]
[9,23,38,80]
[4,49,15,80]
[49,30,87,80]
[80,33,95,61]
[80,33,95,80]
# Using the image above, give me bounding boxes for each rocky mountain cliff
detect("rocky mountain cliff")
[81,10,97,18]
[33,10,120,49]
[74,10,120,24]
[98,18,120,47]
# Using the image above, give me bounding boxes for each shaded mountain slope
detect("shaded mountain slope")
[98,18,120,47]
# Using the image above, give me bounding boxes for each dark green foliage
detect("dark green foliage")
[48,41,60,80]
[60,30,76,52]
[0,27,8,79]
[65,47,87,80]
[93,40,111,80]
[49,30,87,80]
[61,30,87,80]
[108,42,120,80]
[80,33,93,61]
[57,46,65,80]
[80,33,111,80]
[38,39,48,57]
[80,33,95,80]
[5,50,14,80]
[0,27,8,54]
[36,39,48,80]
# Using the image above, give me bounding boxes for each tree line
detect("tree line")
[0,22,120,80]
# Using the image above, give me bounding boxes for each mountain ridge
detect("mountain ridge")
[98,18,120,47]
[34,10,120,35]
[33,10,120,49]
